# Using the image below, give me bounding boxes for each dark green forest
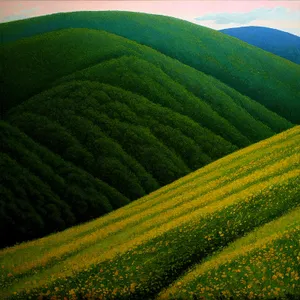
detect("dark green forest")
[0,14,299,248]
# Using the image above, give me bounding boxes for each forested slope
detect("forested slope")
[0,27,295,247]
[1,11,300,122]
[0,121,130,247]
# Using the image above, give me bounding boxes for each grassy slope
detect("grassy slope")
[0,126,299,299]
[159,207,300,299]
[221,26,300,65]
[1,11,300,122]
[1,27,294,247]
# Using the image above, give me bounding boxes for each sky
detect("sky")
[1,1,300,36]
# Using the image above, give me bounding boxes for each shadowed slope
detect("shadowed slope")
[0,121,130,248]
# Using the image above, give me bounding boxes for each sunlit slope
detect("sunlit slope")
[159,207,300,299]
[1,126,299,299]
[1,11,300,122]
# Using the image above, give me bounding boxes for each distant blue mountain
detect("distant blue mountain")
[221,26,300,64]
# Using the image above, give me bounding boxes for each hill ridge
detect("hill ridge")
[1,11,299,122]
[54,54,280,144]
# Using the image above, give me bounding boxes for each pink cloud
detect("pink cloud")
[0,1,299,34]
[1,1,299,20]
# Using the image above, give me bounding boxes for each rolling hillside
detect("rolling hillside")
[221,26,300,65]
[0,126,299,299]
[1,11,300,122]
[1,26,295,248]
[159,207,300,299]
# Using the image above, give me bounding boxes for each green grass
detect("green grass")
[1,11,300,122]
[159,208,300,299]
[0,126,299,299]
[1,26,295,248]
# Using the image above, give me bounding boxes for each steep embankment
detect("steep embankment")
[0,126,299,299]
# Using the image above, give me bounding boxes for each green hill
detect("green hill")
[0,126,299,299]
[0,27,295,248]
[220,26,300,65]
[1,11,300,122]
